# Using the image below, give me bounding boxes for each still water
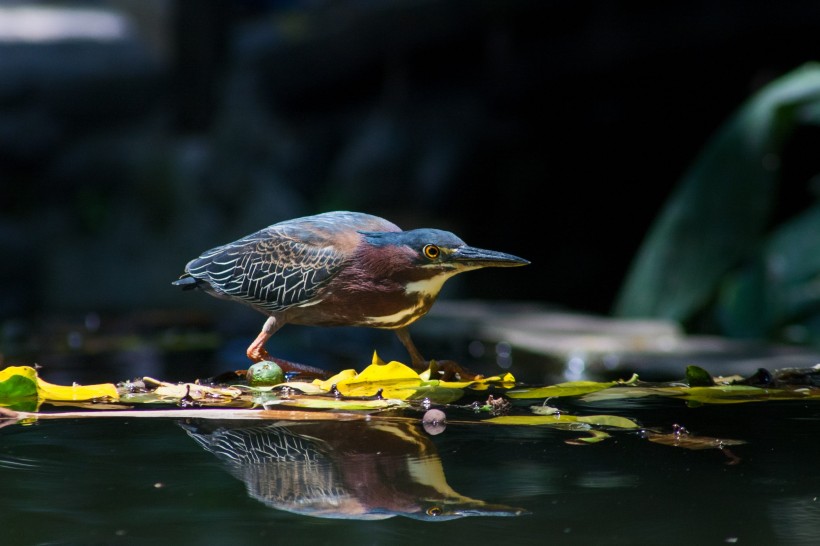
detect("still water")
[2,396,820,544]
[2,319,820,545]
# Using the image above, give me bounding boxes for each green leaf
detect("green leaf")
[0,366,38,400]
[486,413,640,429]
[507,379,620,400]
[615,63,820,323]
[685,365,716,386]
[718,204,820,339]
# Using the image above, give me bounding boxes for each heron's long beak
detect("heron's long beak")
[452,246,530,268]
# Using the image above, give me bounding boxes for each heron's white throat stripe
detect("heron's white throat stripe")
[363,272,457,326]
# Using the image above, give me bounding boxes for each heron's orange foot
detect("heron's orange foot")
[425,360,484,382]
[246,353,329,381]
[247,347,271,363]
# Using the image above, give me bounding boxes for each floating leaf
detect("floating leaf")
[580,386,686,402]
[644,428,746,450]
[262,381,327,395]
[682,385,803,405]
[307,353,516,402]
[485,413,640,429]
[507,380,620,400]
[141,377,241,403]
[262,397,409,411]
[36,377,119,402]
[0,366,118,403]
[314,369,358,391]
[334,354,423,398]
[530,405,561,415]
[0,366,38,400]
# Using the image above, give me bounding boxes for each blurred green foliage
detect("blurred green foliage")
[615,62,820,346]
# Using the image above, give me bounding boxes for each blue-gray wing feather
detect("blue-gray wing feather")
[184,227,346,313]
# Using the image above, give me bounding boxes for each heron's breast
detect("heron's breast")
[285,274,454,329]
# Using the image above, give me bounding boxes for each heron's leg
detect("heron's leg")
[247,316,279,362]
[246,316,328,378]
[395,327,484,381]
[395,327,426,369]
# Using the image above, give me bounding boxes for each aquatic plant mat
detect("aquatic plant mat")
[3,352,820,451]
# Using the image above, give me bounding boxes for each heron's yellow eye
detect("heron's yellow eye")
[426,506,443,517]
[423,244,440,260]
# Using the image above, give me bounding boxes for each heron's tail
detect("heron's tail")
[172,275,199,290]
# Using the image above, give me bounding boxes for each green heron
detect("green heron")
[172,211,528,377]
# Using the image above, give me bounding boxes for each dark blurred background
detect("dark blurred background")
[2,0,820,377]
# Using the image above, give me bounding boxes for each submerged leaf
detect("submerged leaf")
[565,429,612,445]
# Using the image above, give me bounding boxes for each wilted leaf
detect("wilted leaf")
[142,377,242,403]
[644,429,746,450]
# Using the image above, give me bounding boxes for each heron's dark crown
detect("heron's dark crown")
[360,229,463,248]
[359,229,466,267]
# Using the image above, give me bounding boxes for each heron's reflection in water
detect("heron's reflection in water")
[181,419,527,521]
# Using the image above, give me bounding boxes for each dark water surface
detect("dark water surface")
[3,314,820,546]
[2,395,820,545]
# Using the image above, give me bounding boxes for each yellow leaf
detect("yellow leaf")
[0,366,38,399]
[314,369,358,391]
[334,353,422,398]
[0,365,37,383]
[36,378,119,402]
